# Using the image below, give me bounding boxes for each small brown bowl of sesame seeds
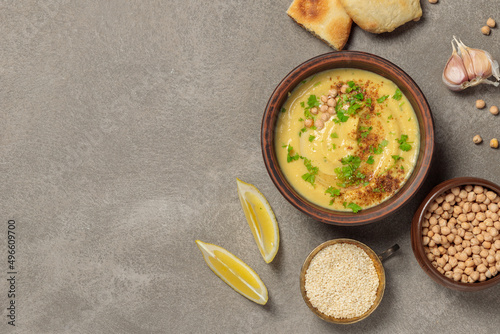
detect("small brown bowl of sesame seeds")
[300,239,399,324]
[261,51,434,225]
[411,177,500,291]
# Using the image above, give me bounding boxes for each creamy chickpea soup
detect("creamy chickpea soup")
[275,68,419,212]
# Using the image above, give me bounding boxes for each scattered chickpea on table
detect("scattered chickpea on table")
[487,17,496,28]
[481,26,491,35]
[476,99,486,109]
[491,138,499,149]
[473,135,483,144]
[490,105,499,115]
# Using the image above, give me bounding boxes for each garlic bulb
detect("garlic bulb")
[442,36,500,91]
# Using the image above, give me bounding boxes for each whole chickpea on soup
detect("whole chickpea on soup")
[275,69,419,213]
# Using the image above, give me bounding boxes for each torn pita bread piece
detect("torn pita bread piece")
[339,0,422,34]
[287,0,352,51]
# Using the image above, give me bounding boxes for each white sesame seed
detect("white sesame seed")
[304,243,379,319]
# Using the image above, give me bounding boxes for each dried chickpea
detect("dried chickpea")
[480,249,489,258]
[481,26,491,35]
[453,272,462,281]
[489,106,499,115]
[473,135,483,144]
[448,246,457,256]
[491,138,499,149]
[441,226,451,235]
[476,99,486,109]
[464,246,472,256]
[477,263,488,273]
[479,273,487,282]
[457,252,468,262]
[423,236,430,246]
[470,271,480,282]
[489,266,498,277]
[487,17,496,28]
[486,191,497,201]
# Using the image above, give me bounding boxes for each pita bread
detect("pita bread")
[287,0,352,51]
[339,0,422,34]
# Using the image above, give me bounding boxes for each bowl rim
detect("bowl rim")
[261,51,435,225]
[299,238,386,324]
[411,176,500,291]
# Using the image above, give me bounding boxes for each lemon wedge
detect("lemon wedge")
[236,178,279,263]
[195,240,268,305]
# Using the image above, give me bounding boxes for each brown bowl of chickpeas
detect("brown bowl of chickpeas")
[411,177,500,291]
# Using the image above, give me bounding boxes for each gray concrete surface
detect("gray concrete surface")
[1,1,500,333]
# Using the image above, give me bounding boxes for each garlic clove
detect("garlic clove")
[442,41,468,90]
[443,37,500,91]
[454,37,476,81]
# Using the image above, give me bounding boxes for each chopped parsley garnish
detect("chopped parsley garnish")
[396,134,412,151]
[377,95,389,103]
[281,107,286,113]
[365,98,372,107]
[371,139,389,154]
[332,143,336,150]
[347,103,363,115]
[392,88,402,101]
[308,135,315,142]
[359,126,373,139]
[313,81,321,87]
[366,155,375,164]
[325,186,341,205]
[307,95,320,108]
[331,132,339,138]
[335,155,365,187]
[343,201,362,213]
[301,157,319,185]
[392,155,403,162]
[336,110,349,122]
[388,115,393,120]
[298,117,304,122]
[286,145,300,162]
[302,94,321,120]
[353,92,364,100]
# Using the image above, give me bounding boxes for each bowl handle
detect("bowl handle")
[378,244,400,262]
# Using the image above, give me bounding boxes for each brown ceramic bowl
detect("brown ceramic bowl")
[300,239,398,324]
[411,177,500,291]
[261,51,434,225]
